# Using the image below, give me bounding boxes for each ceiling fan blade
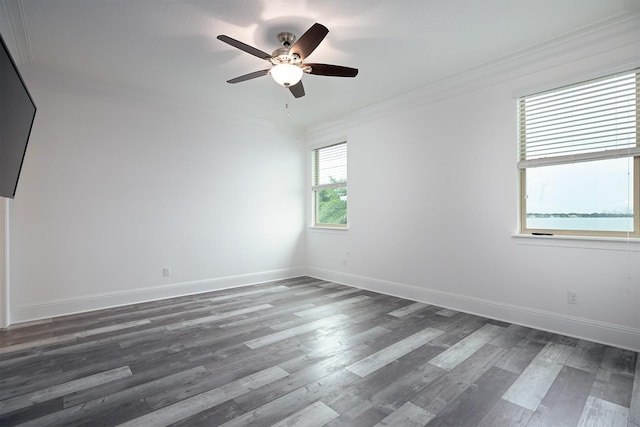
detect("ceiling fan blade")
[289,23,328,60]
[227,69,270,84]
[289,81,305,98]
[217,35,272,60]
[305,63,359,77]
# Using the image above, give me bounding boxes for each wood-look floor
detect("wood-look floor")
[1,276,638,426]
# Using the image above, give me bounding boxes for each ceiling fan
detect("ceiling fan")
[217,23,358,98]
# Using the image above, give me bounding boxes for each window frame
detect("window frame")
[518,69,640,238]
[311,141,348,228]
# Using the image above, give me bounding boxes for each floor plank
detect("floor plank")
[477,399,534,427]
[387,302,430,318]
[576,395,629,427]
[425,366,519,427]
[346,327,444,377]
[374,401,435,427]
[0,366,132,414]
[410,344,506,415]
[221,369,361,427]
[428,323,505,370]
[501,342,575,411]
[243,313,350,349]
[270,401,339,427]
[119,366,288,427]
[526,365,595,427]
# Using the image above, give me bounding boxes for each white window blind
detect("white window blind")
[312,142,347,191]
[518,69,640,169]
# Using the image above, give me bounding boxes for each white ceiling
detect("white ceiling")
[4,0,640,128]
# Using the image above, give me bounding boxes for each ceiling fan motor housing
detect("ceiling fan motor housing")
[277,32,296,48]
[272,32,302,65]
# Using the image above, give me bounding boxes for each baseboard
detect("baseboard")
[10,267,306,324]
[307,267,640,353]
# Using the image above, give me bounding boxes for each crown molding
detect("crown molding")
[306,12,640,140]
[0,0,32,65]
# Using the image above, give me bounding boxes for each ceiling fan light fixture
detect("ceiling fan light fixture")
[270,63,303,87]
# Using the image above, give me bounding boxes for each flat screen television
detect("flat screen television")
[0,32,36,199]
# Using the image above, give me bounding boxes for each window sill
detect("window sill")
[511,232,640,252]
[308,226,349,233]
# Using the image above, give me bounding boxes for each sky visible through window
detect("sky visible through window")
[526,157,633,214]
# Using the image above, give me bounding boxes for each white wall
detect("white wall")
[306,18,640,351]
[8,75,307,322]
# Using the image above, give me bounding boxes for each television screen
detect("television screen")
[0,32,36,199]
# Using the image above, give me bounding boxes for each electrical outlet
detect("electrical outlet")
[567,291,578,305]
[162,267,171,277]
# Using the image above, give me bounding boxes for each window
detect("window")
[312,142,347,227]
[518,69,640,237]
